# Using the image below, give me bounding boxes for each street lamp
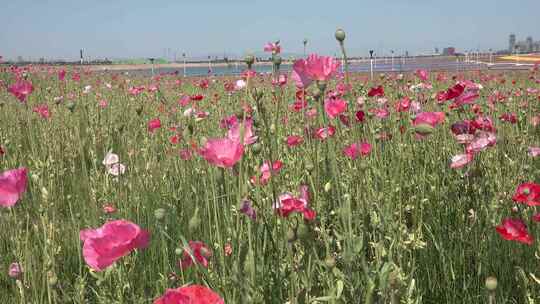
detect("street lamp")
[369,50,374,80]
[303,39,308,57]
[148,58,155,76]
[182,53,187,77]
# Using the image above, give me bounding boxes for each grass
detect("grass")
[1,65,540,303]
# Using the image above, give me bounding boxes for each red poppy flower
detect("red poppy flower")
[495,218,533,245]
[154,285,224,304]
[513,182,540,206]
[178,241,212,269]
[148,118,162,133]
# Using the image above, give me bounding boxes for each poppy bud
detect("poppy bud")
[66,101,76,112]
[154,208,166,220]
[485,276,497,291]
[312,87,322,99]
[324,255,336,268]
[270,123,276,134]
[297,222,312,241]
[317,81,327,92]
[188,208,201,232]
[335,29,346,42]
[174,248,183,256]
[251,143,262,154]
[413,124,436,135]
[324,182,332,193]
[244,55,255,68]
[135,105,143,116]
[272,54,282,67]
[286,228,297,242]
[47,271,58,287]
[305,161,314,172]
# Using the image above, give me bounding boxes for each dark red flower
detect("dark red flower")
[367,85,384,97]
[500,112,517,124]
[355,110,365,123]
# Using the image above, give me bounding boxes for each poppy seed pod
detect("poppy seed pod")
[485,276,497,291]
[335,29,346,42]
[154,208,166,220]
[272,54,282,66]
[188,208,201,232]
[244,55,255,68]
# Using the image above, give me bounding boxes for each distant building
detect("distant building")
[442,47,456,56]
[509,34,540,53]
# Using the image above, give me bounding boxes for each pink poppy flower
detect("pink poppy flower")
[0,168,28,208]
[199,138,244,168]
[495,218,533,245]
[263,42,281,54]
[178,241,212,269]
[272,74,288,86]
[32,104,51,119]
[154,285,224,304]
[513,182,540,206]
[415,69,429,81]
[79,219,150,271]
[395,96,411,112]
[148,118,162,133]
[8,80,33,103]
[58,69,66,81]
[291,54,340,88]
[529,147,540,157]
[227,119,257,145]
[370,108,390,119]
[8,262,22,279]
[343,142,372,160]
[179,148,193,160]
[450,153,474,169]
[99,99,108,108]
[286,135,304,147]
[454,90,479,106]
[367,85,384,97]
[128,86,145,96]
[533,213,540,222]
[466,132,497,154]
[314,125,336,140]
[413,112,445,128]
[324,98,347,119]
[103,204,117,214]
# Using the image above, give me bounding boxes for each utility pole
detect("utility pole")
[80,49,84,64]
[391,50,394,71]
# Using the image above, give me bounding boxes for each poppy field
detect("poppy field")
[2,39,540,303]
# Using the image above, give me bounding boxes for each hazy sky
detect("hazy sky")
[1,0,539,60]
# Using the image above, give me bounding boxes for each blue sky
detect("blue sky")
[1,0,539,60]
